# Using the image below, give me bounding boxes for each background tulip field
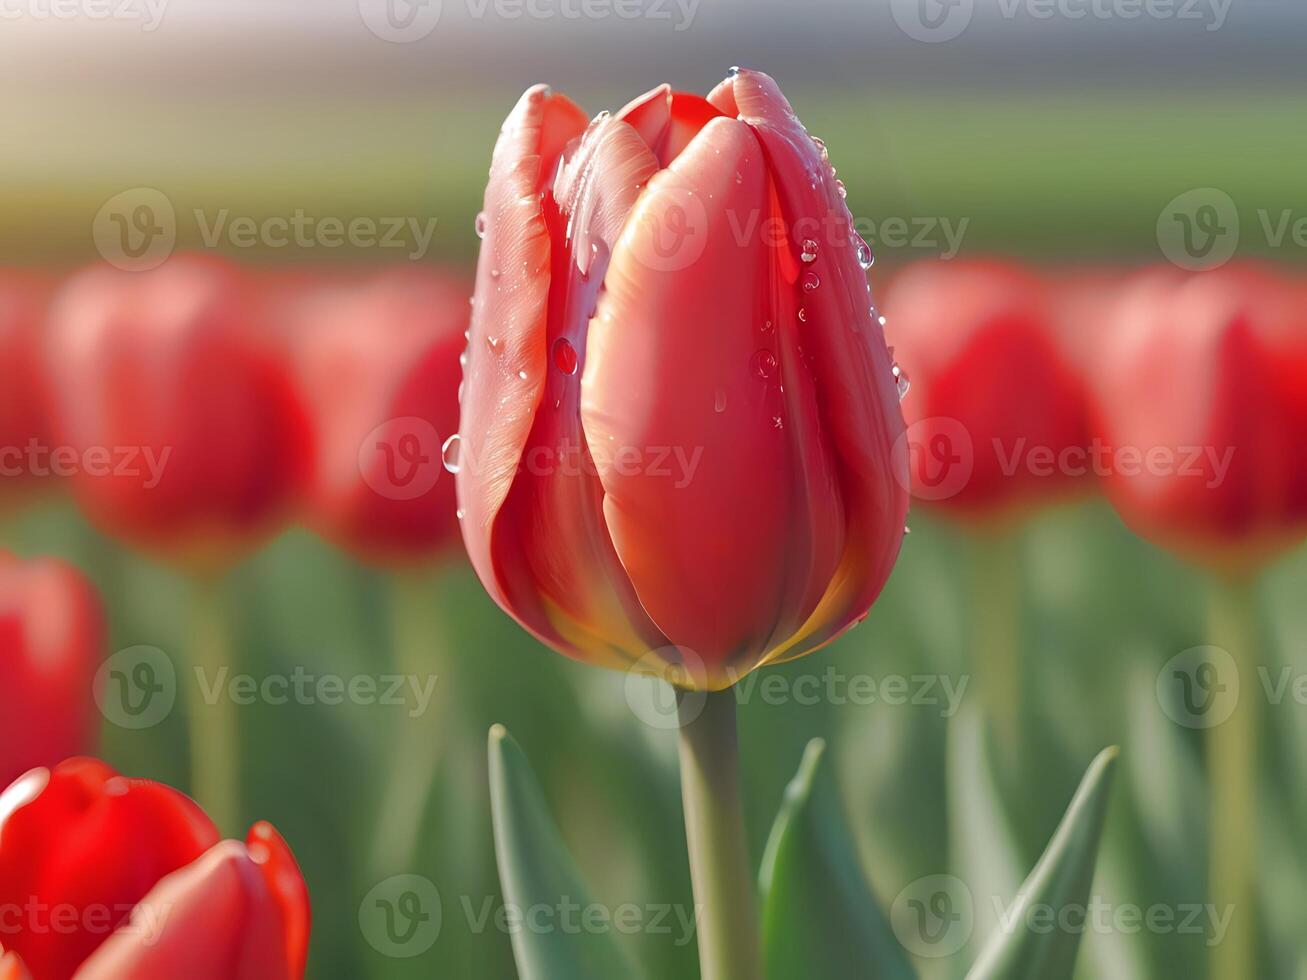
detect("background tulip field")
[4,2,1307,978]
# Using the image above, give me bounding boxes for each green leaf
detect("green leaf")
[760,739,916,980]
[965,746,1120,980]
[487,725,638,980]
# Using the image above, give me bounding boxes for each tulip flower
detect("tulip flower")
[1091,263,1307,570]
[458,68,909,980]
[1091,263,1307,980]
[457,69,908,692]
[0,273,53,511]
[883,258,1091,519]
[286,267,467,567]
[0,758,309,980]
[0,552,105,790]
[43,254,309,570]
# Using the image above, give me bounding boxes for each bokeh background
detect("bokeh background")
[3,0,1307,977]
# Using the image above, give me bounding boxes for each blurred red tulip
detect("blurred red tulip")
[0,552,104,789]
[884,258,1091,519]
[43,255,309,570]
[0,758,309,980]
[286,267,467,567]
[0,273,54,510]
[1091,263,1307,570]
[456,70,909,690]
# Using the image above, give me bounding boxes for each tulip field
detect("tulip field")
[4,18,1307,980]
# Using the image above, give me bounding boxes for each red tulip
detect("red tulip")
[1091,263,1307,569]
[0,273,54,510]
[0,759,309,980]
[43,255,309,570]
[456,70,909,690]
[884,258,1091,519]
[0,552,104,790]
[286,267,467,567]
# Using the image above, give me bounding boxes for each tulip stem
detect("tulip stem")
[188,575,240,834]
[677,688,762,980]
[369,568,450,878]
[1208,575,1258,980]
[970,531,1022,756]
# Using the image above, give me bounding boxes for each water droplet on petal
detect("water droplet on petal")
[474,212,488,239]
[727,65,741,77]
[797,308,808,323]
[456,507,466,520]
[441,434,462,474]
[856,241,874,270]
[517,369,529,381]
[892,363,911,401]
[802,271,821,291]
[486,336,501,353]
[553,337,578,375]
[800,239,819,263]
[903,524,912,535]
[714,389,728,413]
[835,179,847,199]
[751,349,778,380]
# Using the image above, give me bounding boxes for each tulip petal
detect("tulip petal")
[458,85,589,612]
[489,115,668,667]
[721,69,909,663]
[0,952,31,980]
[616,84,725,167]
[74,840,299,980]
[246,823,311,980]
[0,759,219,980]
[584,115,840,682]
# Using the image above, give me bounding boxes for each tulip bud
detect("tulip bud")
[456,70,909,690]
[0,552,104,789]
[285,267,468,567]
[43,255,309,571]
[0,759,309,980]
[1091,263,1307,570]
[884,258,1091,520]
[0,273,54,510]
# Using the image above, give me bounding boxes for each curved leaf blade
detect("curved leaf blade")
[487,725,638,980]
[760,739,916,980]
[965,746,1120,980]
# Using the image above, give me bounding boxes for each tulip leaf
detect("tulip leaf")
[965,746,1120,980]
[487,725,639,980]
[760,739,916,980]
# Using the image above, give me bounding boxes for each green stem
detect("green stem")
[969,531,1022,756]
[188,575,240,834]
[677,688,762,980]
[1208,576,1258,980]
[369,570,450,878]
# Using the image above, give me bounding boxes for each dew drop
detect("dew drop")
[903,524,912,535]
[456,507,466,520]
[441,434,462,474]
[714,389,728,413]
[474,211,488,239]
[797,308,808,323]
[856,241,874,270]
[892,363,911,401]
[800,239,819,263]
[486,335,501,354]
[751,349,778,380]
[835,179,847,199]
[727,65,741,77]
[517,369,529,381]
[802,271,821,291]
[490,268,501,279]
[553,337,578,375]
